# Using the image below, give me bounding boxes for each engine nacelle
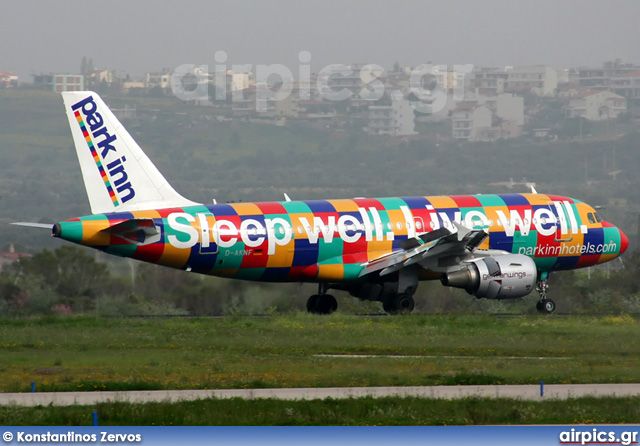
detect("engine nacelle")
[441,254,537,299]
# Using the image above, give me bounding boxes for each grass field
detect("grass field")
[1,314,640,425]
[3,396,640,425]
[0,314,639,393]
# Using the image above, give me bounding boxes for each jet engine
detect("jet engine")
[440,254,537,299]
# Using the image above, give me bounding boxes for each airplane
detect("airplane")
[15,91,629,315]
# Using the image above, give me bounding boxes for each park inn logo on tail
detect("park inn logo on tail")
[71,95,135,206]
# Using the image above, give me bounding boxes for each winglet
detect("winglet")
[283,193,292,202]
[452,221,471,241]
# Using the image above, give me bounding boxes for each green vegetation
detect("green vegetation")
[0,315,639,393]
[3,246,640,317]
[3,395,640,425]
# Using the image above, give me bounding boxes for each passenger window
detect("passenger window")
[397,222,403,230]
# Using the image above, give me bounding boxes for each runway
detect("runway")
[2,383,640,406]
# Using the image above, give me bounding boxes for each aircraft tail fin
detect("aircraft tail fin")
[61,91,199,214]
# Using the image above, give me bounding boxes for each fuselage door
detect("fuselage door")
[196,212,219,254]
[547,201,572,242]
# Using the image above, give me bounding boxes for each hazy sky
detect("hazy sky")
[2,0,639,81]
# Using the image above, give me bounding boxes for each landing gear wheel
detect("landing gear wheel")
[395,293,415,313]
[307,294,337,315]
[535,278,555,314]
[306,295,320,313]
[383,293,415,314]
[537,299,556,314]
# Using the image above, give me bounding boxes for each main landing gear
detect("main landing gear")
[382,293,415,314]
[307,285,338,315]
[535,279,556,314]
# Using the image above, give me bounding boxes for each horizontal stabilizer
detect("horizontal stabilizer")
[100,218,161,245]
[11,222,53,230]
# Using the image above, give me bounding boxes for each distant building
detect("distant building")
[495,93,524,126]
[367,99,416,136]
[507,65,557,96]
[322,63,384,105]
[231,86,255,117]
[231,85,299,119]
[0,245,30,272]
[469,67,508,96]
[564,90,627,121]
[556,83,592,99]
[0,71,19,88]
[273,88,299,118]
[229,71,252,92]
[90,69,115,85]
[145,71,171,89]
[452,104,491,141]
[613,70,640,100]
[33,73,84,92]
[122,81,145,92]
[574,59,640,98]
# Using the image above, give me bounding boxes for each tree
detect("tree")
[147,85,165,98]
[10,246,112,312]
[558,117,591,139]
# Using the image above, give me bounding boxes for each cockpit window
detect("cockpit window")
[587,213,596,224]
[594,212,603,223]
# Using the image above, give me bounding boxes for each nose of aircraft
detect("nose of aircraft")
[620,228,629,255]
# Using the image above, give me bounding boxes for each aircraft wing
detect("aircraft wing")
[359,223,488,278]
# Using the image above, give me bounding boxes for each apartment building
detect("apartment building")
[564,90,627,121]
[0,72,19,88]
[33,74,84,92]
[469,67,508,96]
[367,98,416,136]
[507,65,557,96]
[451,104,491,141]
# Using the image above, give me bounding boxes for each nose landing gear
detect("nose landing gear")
[536,279,556,314]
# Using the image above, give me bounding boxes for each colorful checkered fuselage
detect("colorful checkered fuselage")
[56,193,625,283]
